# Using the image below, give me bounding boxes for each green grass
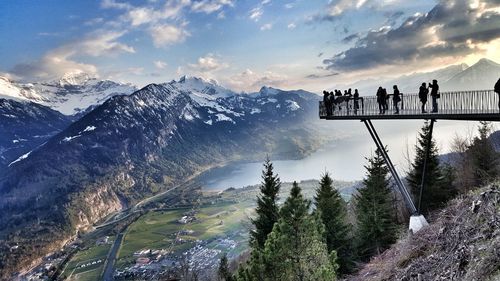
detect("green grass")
[115,200,253,269]
[61,238,114,280]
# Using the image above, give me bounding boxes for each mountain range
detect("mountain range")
[0,76,324,279]
[341,58,500,94]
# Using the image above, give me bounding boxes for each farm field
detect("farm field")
[61,236,114,281]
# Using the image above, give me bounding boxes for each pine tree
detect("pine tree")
[218,253,233,281]
[314,172,352,274]
[250,157,281,249]
[263,182,338,281]
[354,148,397,261]
[407,121,455,214]
[468,121,499,186]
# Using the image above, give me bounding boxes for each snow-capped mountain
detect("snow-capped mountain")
[0,72,137,115]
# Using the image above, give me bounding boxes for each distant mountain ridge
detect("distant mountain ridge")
[342,58,500,94]
[0,99,72,169]
[0,72,137,115]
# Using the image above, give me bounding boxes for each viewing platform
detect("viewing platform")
[319,90,500,121]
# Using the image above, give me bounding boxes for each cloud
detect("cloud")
[150,24,190,47]
[10,31,134,81]
[154,60,167,69]
[224,69,288,92]
[125,0,191,26]
[101,0,132,10]
[323,0,500,72]
[188,54,228,72]
[191,0,234,14]
[249,7,263,21]
[287,23,296,30]
[260,23,273,31]
[341,33,359,43]
[305,73,339,79]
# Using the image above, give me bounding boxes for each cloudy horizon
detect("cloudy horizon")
[1,0,499,92]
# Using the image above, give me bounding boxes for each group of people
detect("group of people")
[322,79,442,116]
[418,80,440,113]
[376,85,401,114]
[322,88,360,116]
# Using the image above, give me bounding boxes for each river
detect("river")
[197,120,491,190]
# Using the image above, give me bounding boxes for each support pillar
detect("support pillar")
[363,120,428,232]
[417,119,436,214]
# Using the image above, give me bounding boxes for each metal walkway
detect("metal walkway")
[319,90,500,121]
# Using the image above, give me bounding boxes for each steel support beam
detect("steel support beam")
[363,120,418,215]
[417,119,436,214]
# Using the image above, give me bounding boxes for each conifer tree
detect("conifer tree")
[218,253,233,281]
[250,157,281,249]
[468,121,498,186]
[263,182,338,281]
[314,172,352,274]
[407,121,455,214]
[354,149,397,261]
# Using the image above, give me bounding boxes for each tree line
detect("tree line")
[217,121,498,281]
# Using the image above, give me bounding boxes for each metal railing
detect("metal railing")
[319,90,499,118]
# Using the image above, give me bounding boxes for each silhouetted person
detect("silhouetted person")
[382,88,388,112]
[353,89,360,114]
[377,86,384,114]
[323,90,332,116]
[329,91,335,113]
[495,78,500,110]
[393,85,401,114]
[419,82,429,113]
[348,88,352,96]
[335,90,342,111]
[429,79,439,113]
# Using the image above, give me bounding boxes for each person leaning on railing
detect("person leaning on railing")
[429,79,440,113]
[495,78,500,111]
[354,89,360,114]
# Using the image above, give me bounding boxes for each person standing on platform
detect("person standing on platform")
[354,89,360,114]
[393,85,401,114]
[495,78,500,111]
[429,79,440,113]
[323,90,332,116]
[382,88,389,112]
[377,87,384,114]
[419,82,429,113]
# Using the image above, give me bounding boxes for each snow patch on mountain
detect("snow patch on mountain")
[8,151,32,167]
[63,135,81,142]
[82,126,96,133]
[215,113,235,124]
[286,100,300,111]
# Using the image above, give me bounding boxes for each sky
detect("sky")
[0,0,499,93]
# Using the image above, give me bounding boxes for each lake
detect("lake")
[197,120,494,190]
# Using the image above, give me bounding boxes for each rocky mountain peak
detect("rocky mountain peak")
[57,71,96,87]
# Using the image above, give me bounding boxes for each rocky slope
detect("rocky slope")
[346,184,500,281]
[0,77,324,278]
